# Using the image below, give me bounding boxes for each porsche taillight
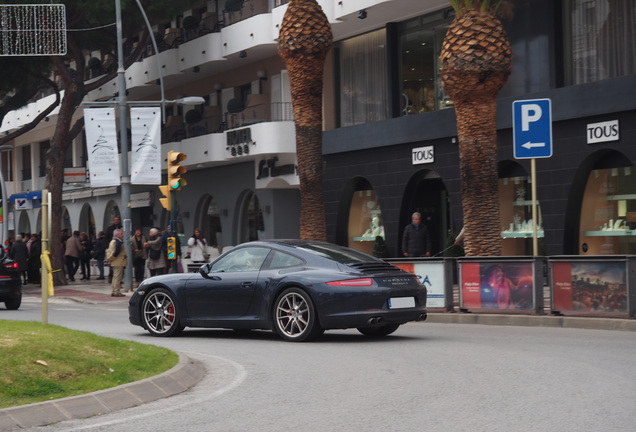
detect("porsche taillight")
[327,278,373,287]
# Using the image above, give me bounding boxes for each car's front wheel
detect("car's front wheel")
[357,323,400,337]
[273,288,323,342]
[4,294,21,310]
[142,288,184,337]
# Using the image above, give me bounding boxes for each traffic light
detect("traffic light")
[167,150,187,190]
[166,236,176,260]
[158,185,170,211]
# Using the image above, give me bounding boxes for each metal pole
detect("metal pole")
[41,189,49,324]
[170,190,177,273]
[115,0,133,292]
[531,158,538,256]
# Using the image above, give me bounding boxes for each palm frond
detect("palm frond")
[448,0,509,18]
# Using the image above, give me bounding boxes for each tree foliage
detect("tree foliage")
[1,0,199,284]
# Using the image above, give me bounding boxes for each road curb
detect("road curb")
[0,353,205,430]
[426,312,636,331]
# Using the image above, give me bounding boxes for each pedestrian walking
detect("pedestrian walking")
[105,216,121,283]
[27,233,41,284]
[131,228,147,289]
[145,228,165,277]
[65,231,82,281]
[187,227,209,262]
[106,228,127,297]
[79,232,93,280]
[93,231,108,280]
[9,234,29,285]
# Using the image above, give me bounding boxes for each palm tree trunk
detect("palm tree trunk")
[455,97,501,256]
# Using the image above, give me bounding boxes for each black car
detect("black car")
[0,249,22,310]
[129,240,427,342]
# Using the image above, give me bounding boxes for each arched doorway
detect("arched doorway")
[400,170,450,256]
[17,211,31,235]
[195,194,223,250]
[237,190,263,245]
[79,203,96,240]
[103,200,120,231]
[336,177,385,255]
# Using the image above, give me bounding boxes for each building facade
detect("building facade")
[1,0,634,258]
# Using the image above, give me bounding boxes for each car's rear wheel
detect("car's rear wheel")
[142,288,184,337]
[357,323,400,337]
[273,288,323,342]
[4,294,21,310]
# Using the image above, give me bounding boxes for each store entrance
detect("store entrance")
[400,172,450,256]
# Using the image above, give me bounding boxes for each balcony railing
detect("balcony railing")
[226,101,293,130]
[161,102,293,142]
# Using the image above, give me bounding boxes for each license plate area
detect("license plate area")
[388,297,415,309]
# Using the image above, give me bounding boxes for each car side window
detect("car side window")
[209,247,269,273]
[268,251,304,269]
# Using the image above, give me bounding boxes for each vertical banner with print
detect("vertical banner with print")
[130,107,162,185]
[84,108,120,187]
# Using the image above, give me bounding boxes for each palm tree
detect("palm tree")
[278,0,333,241]
[440,1,512,256]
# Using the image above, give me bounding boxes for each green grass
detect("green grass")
[0,320,178,409]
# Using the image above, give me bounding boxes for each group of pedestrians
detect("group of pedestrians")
[57,218,212,297]
[7,232,42,285]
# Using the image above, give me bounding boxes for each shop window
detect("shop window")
[337,29,389,127]
[499,176,544,256]
[398,9,454,115]
[565,0,636,85]
[22,146,31,181]
[580,167,636,254]
[348,188,385,256]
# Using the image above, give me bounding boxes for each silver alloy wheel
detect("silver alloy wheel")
[143,289,181,336]
[275,291,311,339]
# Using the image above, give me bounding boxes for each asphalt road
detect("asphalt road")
[6,296,636,432]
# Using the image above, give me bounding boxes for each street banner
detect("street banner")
[460,261,535,310]
[84,108,120,187]
[552,260,627,313]
[130,107,162,185]
[393,261,446,308]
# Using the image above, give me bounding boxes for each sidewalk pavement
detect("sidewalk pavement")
[4,278,634,430]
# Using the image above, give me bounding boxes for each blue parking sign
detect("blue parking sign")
[513,98,552,159]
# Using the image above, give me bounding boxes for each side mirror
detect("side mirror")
[199,263,209,278]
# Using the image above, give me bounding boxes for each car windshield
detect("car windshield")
[296,243,377,264]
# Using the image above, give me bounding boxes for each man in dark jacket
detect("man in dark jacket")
[93,231,108,280]
[402,212,431,257]
[10,234,29,285]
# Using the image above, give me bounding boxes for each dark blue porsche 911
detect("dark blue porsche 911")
[128,240,427,342]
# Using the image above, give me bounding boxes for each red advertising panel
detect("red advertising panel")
[552,262,573,310]
[552,261,627,313]
[461,261,535,310]
[460,262,482,308]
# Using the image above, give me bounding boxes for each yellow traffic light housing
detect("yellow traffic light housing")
[158,185,171,211]
[167,150,187,190]
[166,236,176,260]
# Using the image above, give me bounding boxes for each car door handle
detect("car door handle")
[240,282,253,288]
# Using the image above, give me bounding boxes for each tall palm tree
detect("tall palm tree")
[278,0,333,241]
[440,1,512,256]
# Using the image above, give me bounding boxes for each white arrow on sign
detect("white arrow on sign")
[522,141,545,149]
